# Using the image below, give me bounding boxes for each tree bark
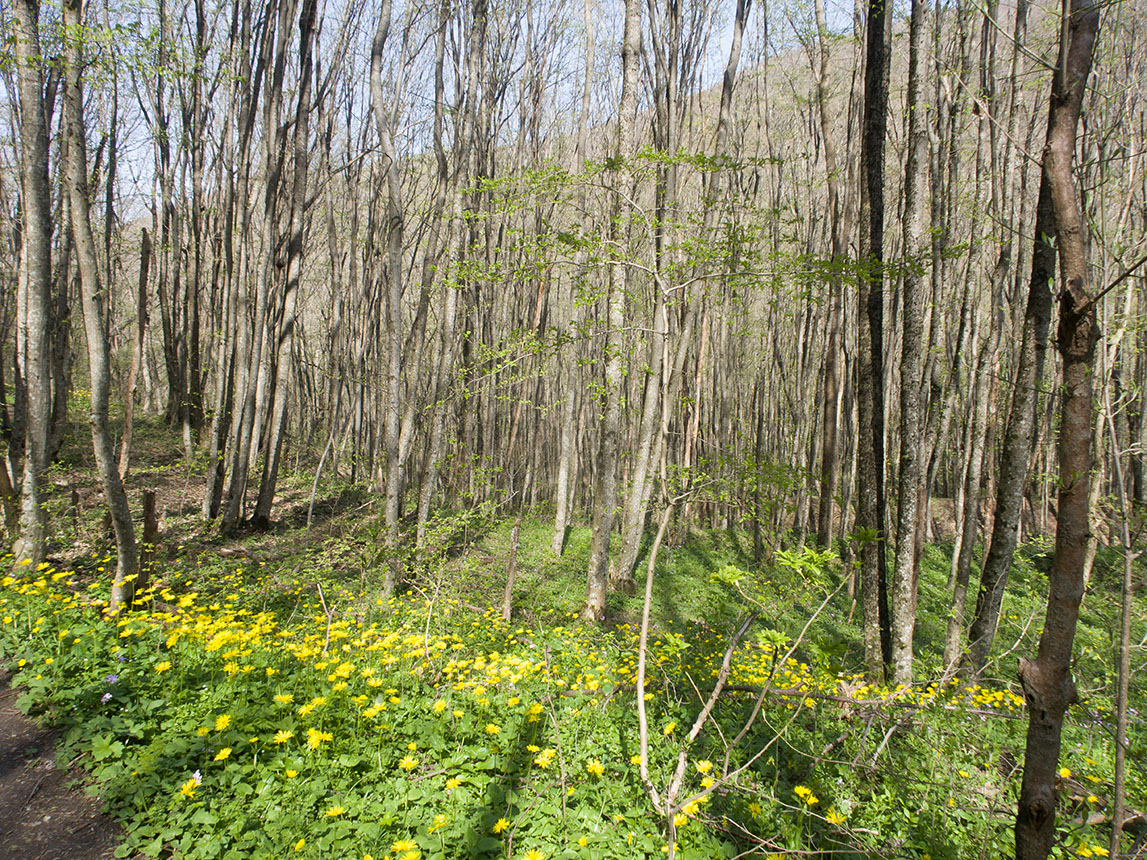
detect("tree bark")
[1014,0,1100,855]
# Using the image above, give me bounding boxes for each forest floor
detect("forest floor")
[0,673,121,860]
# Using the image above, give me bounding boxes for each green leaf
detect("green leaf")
[92,735,124,761]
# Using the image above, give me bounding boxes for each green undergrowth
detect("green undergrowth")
[0,516,1141,860]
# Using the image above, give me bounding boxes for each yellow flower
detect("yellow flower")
[399,755,419,771]
[446,777,462,790]
[749,802,763,817]
[1058,767,1072,779]
[485,723,500,735]
[306,727,333,750]
[695,760,712,774]
[294,838,305,851]
[585,759,604,777]
[274,694,294,704]
[391,838,418,853]
[215,714,232,732]
[179,777,198,798]
[214,748,232,762]
[1087,794,1099,803]
[155,661,172,673]
[533,748,556,769]
[826,808,845,825]
[325,805,345,817]
[429,813,448,832]
[630,754,643,766]
[432,700,447,713]
[286,769,299,778]
[522,850,545,860]
[274,730,294,744]
[663,722,677,735]
[493,817,510,834]
[673,813,688,827]
[197,727,210,737]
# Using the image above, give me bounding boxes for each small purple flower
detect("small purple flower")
[105,673,119,684]
[101,692,113,704]
[116,653,127,663]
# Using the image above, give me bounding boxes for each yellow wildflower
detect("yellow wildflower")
[306,727,333,750]
[325,805,345,817]
[214,714,232,732]
[493,817,510,834]
[585,759,604,777]
[274,730,294,744]
[214,748,232,762]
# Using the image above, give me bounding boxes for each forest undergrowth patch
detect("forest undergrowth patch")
[0,533,1136,860]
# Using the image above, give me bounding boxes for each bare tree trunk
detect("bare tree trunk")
[583,0,641,621]
[811,0,843,550]
[889,0,929,684]
[967,0,1048,675]
[1014,0,1100,854]
[856,0,892,678]
[370,0,405,592]
[62,0,139,611]
[11,0,54,567]
[120,229,150,478]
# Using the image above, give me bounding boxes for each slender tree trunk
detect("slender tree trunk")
[12,0,53,567]
[856,0,892,678]
[967,0,1048,675]
[120,229,150,479]
[889,0,929,683]
[812,0,843,550]
[583,0,641,621]
[1014,0,1100,854]
[62,0,139,610]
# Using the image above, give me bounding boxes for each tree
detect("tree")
[1014,0,1100,855]
[889,0,930,684]
[61,0,140,610]
[583,0,641,621]
[856,0,892,679]
[10,0,54,567]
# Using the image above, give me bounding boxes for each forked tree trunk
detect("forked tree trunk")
[1014,0,1100,855]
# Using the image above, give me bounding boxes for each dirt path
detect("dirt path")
[0,677,121,860]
